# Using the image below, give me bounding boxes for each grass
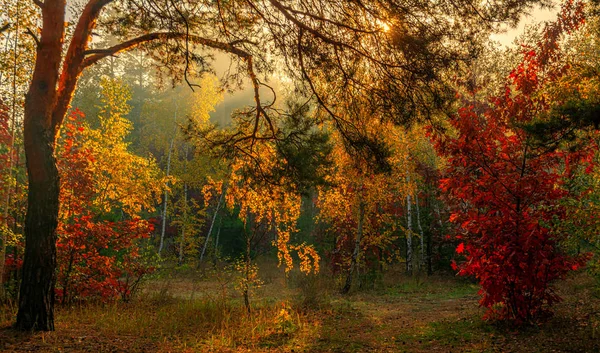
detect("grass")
[1,265,600,352]
[383,276,479,300]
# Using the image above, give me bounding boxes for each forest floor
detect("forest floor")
[1,262,599,352]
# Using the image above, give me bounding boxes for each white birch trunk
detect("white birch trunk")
[212,216,222,265]
[178,181,187,264]
[178,148,189,264]
[415,193,425,271]
[200,185,226,264]
[158,105,178,256]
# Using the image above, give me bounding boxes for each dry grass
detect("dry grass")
[1,264,599,352]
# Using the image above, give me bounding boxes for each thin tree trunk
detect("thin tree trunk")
[433,203,445,275]
[178,147,188,265]
[0,25,11,83]
[342,200,365,294]
[159,106,178,256]
[415,192,425,272]
[435,204,444,230]
[200,184,226,264]
[427,196,433,275]
[212,216,222,266]
[406,175,413,276]
[178,182,187,265]
[243,221,252,314]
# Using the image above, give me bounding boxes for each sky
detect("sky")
[491,4,559,47]
[213,3,562,124]
[65,1,562,125]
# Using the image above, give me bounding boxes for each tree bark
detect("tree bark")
[16,0,66,331]
[17,72,61,332]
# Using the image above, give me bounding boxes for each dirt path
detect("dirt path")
[303,275,600,353]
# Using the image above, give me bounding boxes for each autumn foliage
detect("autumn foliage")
[435,0,593,323]
[317,127,412,277]
[56,109,155,303]
[0,101,12,191]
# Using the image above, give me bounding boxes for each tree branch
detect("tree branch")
[25,27,41,47]
[0,23,10,34]
[52,0,116,134]
[82,32,251,68]
[170,0,199,91]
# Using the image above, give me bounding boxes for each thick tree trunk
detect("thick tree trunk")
[342,201,365,294]
[17,104,61,331]
[16,0,66,331]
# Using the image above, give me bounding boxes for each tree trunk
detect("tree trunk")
[178,181,187,265]
[200,184,226,264]
[415,193,425,272]
[16,0,66,331]
[17,104,61,331]
[243,222,252,314]
[178,147,189,265]
[426,196,433,276]
[433,203,445,275]
[212,216,222,266]
[342,200,365,294]
[159,109,178,256]
[406,176,413,276]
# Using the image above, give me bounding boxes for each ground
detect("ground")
[1,263,599,352]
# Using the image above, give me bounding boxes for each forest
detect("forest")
[1,0,600,352]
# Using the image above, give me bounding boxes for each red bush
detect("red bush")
[434,0,591,323]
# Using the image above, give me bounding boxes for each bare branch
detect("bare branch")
[25,27,40,47]
[82,33,250,68]
[0,23,10,34]
[32,0,44,8]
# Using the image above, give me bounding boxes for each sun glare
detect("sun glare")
[381,22,391,32]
